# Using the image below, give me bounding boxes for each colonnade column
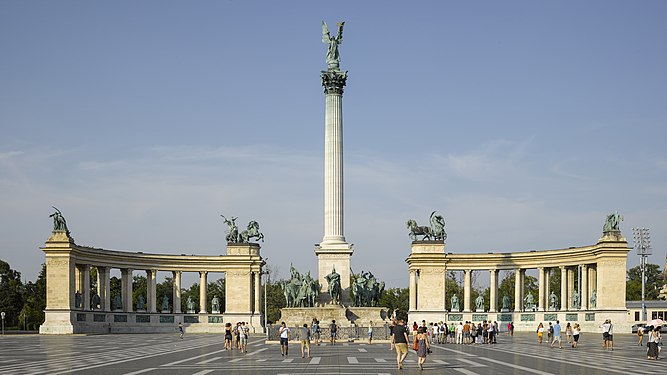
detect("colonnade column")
[173,271,182,313]
[463,270,472,312]
[98,267,110,311]
[489,269,498,312]
[121,268,134,312]
[147,269,157,313]
[581,265,588,310]
[254,271,261,314]
[567,267,575,310]
[514,269,522,311]
[409,270,417,311]
[199,271,207,313]
[82,264,91,311]
[560,266,567,310]
[589,266,597,308]
[538,267,545,311]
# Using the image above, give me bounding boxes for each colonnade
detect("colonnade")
[406,232,630,331]
[40,230,264,334]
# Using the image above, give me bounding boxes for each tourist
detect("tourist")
[508,321,514,336]
[476,323,483,344]
[572,323,580,348]
[438,322,446,344]
[279,321,290,356]
[490,321,498,344]
[299,323,311,358]
[536,322,544,344]
[330,320,338,345]
[463,321,471,344]
[368,320,373,344]
[637,324,645,346]
[416,327,431,370]
[565,322,573,344]
[235,322,242,349]
[470,323,477,344]
[647,326,661,360]
[224,322,233,350]
[312,319,320,346]
[389,320,395,351]
[607,319,614,350]
[431,322,437,344]
[600,319,613,350]
[456,322,463,344]
[392,319,410,369]
[550,320,562,349]
[239,322,248,353]
[178,322,184,339]
[413,321,418,332]
[449,322,456,343]
[547,322,554,343]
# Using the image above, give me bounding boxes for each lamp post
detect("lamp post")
[632,227,652,321]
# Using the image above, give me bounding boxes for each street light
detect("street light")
[632,227,652,321]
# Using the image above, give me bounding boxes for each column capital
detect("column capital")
[321,70,348,95]
[199,270,208,276]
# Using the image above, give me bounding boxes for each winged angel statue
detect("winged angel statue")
[322,21,344,70]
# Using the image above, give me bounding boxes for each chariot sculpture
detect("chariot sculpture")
[407,211,447,241]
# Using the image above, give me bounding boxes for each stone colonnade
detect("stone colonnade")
[407,231,631,332]
[39,231,264,334]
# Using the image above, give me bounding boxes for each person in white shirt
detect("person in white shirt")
[279,321,291,356]
[456,322,463,344]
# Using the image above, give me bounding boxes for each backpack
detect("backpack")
[549,326,554,334]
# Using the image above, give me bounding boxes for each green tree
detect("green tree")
[0,259,25,328]
[181,283,200,312]
[379,287,409,321]
[132,275,147,309]
[497,271,515,310]
[446,271,464,311]
[627,264,665,301]
[267,279,286,324]
[207,278,225,313]
[20,263,46,330]
[109,276,121,308]
[156,277,173,311]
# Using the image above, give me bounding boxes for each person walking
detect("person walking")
[299,323,311,358]
[178,322,184,339]
[279,321,291,356]
[392,319,410,369]
[572,323,580,348]
[312,319,320,346]
[565,322,573,344]
[547,322,554,343]
[224,323,233,350]
[508,321,514,336]
[416,327,431,370]
[368,321,373,344]
[637,325,645,346]
[550,320,562,349]
[537,322,544,344]
[647,326,661,360]
[607,320,614,351]
[239,322,249,353]
[330,320,338,345]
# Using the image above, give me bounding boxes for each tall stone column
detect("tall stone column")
[409,270,417,311]
[538,267,545,311]
[82,264,90,311]
[581,265,588,310]
[567,267,575,310]
[514,269,522,311]
[147,269,157,313]
[173,271,182,314]
[315,68,353,305]
[545,268,551,303]
[121,268,133,312]
[463,270,472,312]
[254,271,261,314]
[489,269,498,312]
[98,267,111,311]
[199,271,207,313]
[560,266,567,311]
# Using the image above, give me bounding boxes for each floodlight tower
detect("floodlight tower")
[632,227,651,321]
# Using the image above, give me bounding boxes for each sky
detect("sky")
[1,1,666,289]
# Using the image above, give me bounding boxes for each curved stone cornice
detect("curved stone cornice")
[321,70,348,95]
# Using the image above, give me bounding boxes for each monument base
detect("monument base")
[279,305,389,327]
[315,243,354,305]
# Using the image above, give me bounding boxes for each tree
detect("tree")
[156,277,173,311]
[181,283,200,312]
[445,271,464,311]
[20,263,46,330]
[0,259,25,328]
[497,271,515,310]
[207,278,225,313]
[378,287,409,321]
[266,278,286,324]
[627,264,665,301]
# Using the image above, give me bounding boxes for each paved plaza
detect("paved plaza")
[1,332,666,374]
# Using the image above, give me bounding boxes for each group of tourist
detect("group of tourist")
[278,319,339,358]
[536,320,580,348]
[637,324,662,360]
[223,321,250,352]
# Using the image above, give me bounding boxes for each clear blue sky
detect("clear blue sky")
[1,1,666,288]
